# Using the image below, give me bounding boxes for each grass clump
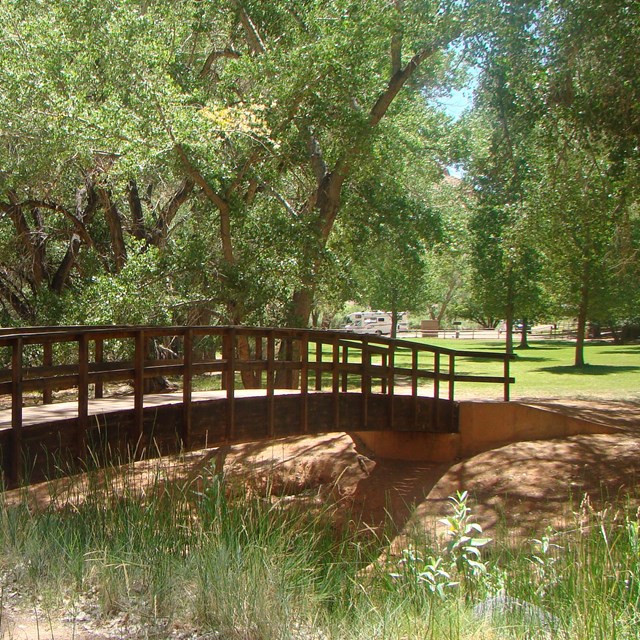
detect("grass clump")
[1,466,640,638]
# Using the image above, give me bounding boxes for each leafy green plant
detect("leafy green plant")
[390,491,491,603]
[439,491,492,587]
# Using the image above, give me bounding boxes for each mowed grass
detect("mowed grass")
[409,338,640,401]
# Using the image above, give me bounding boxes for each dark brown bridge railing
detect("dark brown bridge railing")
[0,326,514,486]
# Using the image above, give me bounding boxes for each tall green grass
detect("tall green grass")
[1,461,639,638]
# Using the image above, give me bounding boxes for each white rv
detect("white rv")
[343,311,409,336]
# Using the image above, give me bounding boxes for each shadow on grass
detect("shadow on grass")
[511,355,556,362]
[536,364,640,376]
[598,348,640,356]
[525,341,573,350]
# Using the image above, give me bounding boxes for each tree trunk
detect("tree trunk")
[505,304,514,355]
[574,271,590,367]
[98,188,127,272]
[391,308,399,339]
[518,317,530,349]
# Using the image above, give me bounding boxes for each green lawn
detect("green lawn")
[410,338,640,401]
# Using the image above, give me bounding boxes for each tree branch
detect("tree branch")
[200,47,241,78]
[174,144,235,265]
[231,0,266,55]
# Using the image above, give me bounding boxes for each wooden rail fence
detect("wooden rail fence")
[0,326,514,487]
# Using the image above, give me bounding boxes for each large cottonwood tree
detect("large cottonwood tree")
[0,0,464,329]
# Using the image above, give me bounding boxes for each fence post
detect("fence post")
[94,338,104,399]
[78,333,89,459]
[11,337,23,485]
[448,353,455,402]
[341,343,349,392]
[255,334,263,389]
[43,342,53,404]
[388,343,395,430]
[315,340,323,391]
[134,330,145,442]
[504,355,511,401]
[362,339,370,429]
[332,335,340,430]
[224,328,236,441]
[183,328,193,447]
[411,348,418,429]
[300,332,309,433]
[266,331,275,437]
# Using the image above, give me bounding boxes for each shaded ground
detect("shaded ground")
[2,399,640,638]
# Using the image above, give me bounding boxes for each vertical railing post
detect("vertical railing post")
[134,330,145,442]
[361,339,370,429]
[78,333,89,459]
[332,335,340,430]
[285,337,294,389]
[448,353,455,402]
[433,351,440,400]
[183,328,193,448]
[380,352,387,394]
[224,328,236,441]
[255,334,263,389]
[94,337,104,399]
[411,348,418,429]
[504,354,510,401]
[315,340,323,391]
[432,350,441,429]
[388,344,395,430]
[341,343,349,392]
[300,333,309,433]
[43,342,53,404]
[11,337,23,485]
[266,331,275,437]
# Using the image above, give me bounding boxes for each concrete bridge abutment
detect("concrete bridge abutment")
[352,401,618,462]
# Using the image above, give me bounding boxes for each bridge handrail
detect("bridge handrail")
[0,325,514,437]
[0,325,515,484]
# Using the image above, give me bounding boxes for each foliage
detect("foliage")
[0,0,464,330]
[390,490,491,600]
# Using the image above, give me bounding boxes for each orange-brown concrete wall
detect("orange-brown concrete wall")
[351,431,461,462]
[353,401,617,462]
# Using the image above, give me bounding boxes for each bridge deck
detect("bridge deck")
[0,389,306,430]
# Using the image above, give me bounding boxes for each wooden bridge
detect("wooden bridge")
[0,326,514,487]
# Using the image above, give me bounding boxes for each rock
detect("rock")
[473,593,560,637]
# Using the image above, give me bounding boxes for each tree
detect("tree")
[465,0,638,361]
[0,0,467,333]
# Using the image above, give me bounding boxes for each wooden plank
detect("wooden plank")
[255,334,263,388]
[78,334,89,458]
[332,335,340,430]
[300,333,309,433]
[362,339,370,429]
[388,344,395,430]
[267,332,275,437]
[285,338,294,389]
[11,337,23,485]
[94,338,104,399]
[412,349,418,429]
[134,330,145,440]
[433,351,440,428]
[225,328,236,440]
[183,328,193,447]
[341,344,349,392]
[448,353,455,402]
[315,340,323,391]
[504,355,511,401]
[43,342,53,404]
